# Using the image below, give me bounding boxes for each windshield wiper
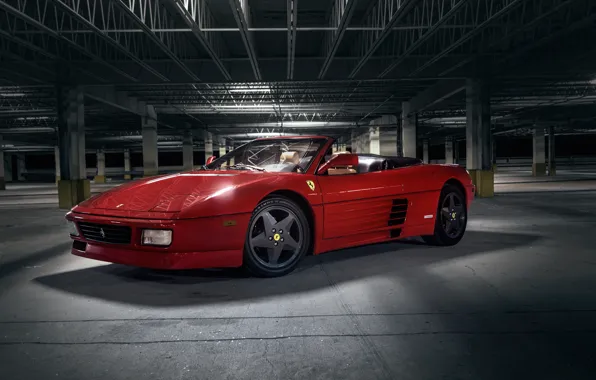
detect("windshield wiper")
[228,163,266,172]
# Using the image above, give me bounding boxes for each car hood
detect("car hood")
[76,171,272,213]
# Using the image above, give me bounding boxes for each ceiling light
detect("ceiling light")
[228,86,271,93]
[0,92,26,97]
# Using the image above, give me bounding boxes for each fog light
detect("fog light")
[142,229,172,246]
[67,220,79,236]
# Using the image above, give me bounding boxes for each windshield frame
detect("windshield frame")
[204,136,333,174]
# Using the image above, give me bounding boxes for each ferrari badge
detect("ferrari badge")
[306,180,316,191]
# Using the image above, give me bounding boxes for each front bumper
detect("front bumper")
[70,240,241,269]
[66,211,250,269]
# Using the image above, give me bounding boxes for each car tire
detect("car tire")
[422,183,468,246]
[243,195,311,277]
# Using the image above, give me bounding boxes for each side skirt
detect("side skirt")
[313,223,434,255]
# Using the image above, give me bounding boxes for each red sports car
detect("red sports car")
[66,136,474,277]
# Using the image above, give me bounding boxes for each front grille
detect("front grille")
[388,198,408,226]
[77,222,132,244]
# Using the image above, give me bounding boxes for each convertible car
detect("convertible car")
[66,135,474,277]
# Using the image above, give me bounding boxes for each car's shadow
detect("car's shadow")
[34,231,542,307]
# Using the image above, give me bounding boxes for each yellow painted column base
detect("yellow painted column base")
[468,169,494,198]
[58,179,91,209]
[532,163,546,176]
[124,174,132,180]
[94,175,106,183]
[0,177,5,190]
[56,176,61,185]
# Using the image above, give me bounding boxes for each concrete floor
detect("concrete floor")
[1,169,596,379]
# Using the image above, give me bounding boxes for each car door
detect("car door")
[316,170,406,239]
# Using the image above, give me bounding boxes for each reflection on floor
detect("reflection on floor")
[1,168,596,379]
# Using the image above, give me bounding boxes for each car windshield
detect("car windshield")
[205,137,328,173]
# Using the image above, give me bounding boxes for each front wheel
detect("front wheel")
[422,184,468,246]
[243,195,311,277]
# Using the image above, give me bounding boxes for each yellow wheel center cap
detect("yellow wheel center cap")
[273,233,281,241]
[451,212,456,219]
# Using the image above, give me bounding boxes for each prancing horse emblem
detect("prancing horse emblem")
[100,228,106,238]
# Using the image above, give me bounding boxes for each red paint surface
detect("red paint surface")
[67,136,474,270]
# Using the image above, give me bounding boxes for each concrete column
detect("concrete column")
[4,154,12,183]
[445,138,454,164]
[95,150,106,183]
[54,146,61,184]
[369,127,380,154]
[204,131,213,163]
[548,126,556,176]
[182,130,194,170]
[142,106,158,177]
[16,154,25,181]
[357,134,364,153]
[465,78,493,197]
[370,115,398,156]
[379,129,398,156]
[123,149,131,180]
[492,136,497,172]
[532,127,546,176]
[56,86,89,209]
[454,139,460,165]
[0,136,5,190]
[422,139,429,163]
[218,137,227,157]
[350,130,358,153]
[401,101,417,158]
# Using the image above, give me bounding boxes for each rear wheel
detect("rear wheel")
[243,195,311,277]
[422,184,467,246]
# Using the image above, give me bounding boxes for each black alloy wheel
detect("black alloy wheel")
[244,195,311,277]
[422,184,468,246]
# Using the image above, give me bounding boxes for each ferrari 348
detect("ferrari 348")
[66,136,474,277]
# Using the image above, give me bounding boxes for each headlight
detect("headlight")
[67,220,79,236]
[142,229,172,246]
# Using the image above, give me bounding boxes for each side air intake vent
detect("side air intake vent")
[388,198,408,226]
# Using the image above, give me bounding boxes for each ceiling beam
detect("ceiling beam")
[407,79,465,115]
[348,0,418,78]
[113,0,201,81]
[229,0,261,80]
[318,0,356,79]
[287,0,299,79]
[167,0,232,80]
[378,0,468,78]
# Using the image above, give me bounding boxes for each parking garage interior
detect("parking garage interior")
[2,0,596,379]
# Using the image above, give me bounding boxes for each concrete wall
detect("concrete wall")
[428,156,596,168]
[14,155,596,182]
[2,153,12,182]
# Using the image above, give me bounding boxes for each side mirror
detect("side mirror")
[317,153,358,175]
[206,156,216,165]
